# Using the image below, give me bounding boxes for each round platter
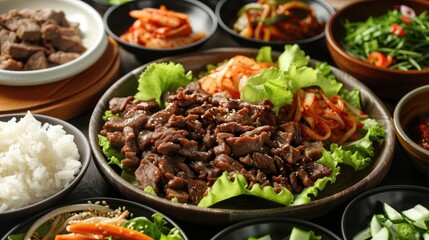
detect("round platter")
[89,48,395,224]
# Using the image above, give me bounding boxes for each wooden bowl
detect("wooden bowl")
[88,48,395,225]
[393,85,429,176]
[325,0,429,100]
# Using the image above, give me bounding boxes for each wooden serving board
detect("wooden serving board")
[0,37,120,120]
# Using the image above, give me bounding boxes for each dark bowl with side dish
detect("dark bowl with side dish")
[216,0,335,61]
[103,0,217,63]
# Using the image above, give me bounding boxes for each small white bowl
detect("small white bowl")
[0,0,108,86]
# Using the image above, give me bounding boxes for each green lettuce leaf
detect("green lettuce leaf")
[198,171,294,207]
[240,67,294,113]
[278,44,309,71]
[102,110,120,121]
[98,134,124,168]
[292,148,340,205]
[123,213,185,240]
[135,62,193,107]
[255,46,273,63]
[199,147,341,207]
[277,44,343,97]
[286,64,342,97]
[331,118,386,170]
[340,88,362,110]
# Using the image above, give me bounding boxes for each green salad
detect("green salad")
[343,5,429,70]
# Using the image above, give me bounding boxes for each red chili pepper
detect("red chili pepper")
[390,23,406,36]
[367,52,387,67]
[385,54,393,68]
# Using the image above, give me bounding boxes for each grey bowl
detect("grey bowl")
[215,0,335,60]
[2,197,188,240]
[103,0,217,62]
[342,185,429,240]
[0,113,91,220]
[211,217,341,240]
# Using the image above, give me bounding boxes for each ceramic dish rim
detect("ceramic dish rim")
[0,0,108,86]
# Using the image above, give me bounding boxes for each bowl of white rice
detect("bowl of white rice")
[0,112,90,219]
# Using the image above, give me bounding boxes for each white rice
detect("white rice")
[0,112,81,212]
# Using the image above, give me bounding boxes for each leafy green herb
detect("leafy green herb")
[123,213,185,240]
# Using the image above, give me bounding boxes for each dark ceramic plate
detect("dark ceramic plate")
[215,0,335,54]
[1,197,188,240]
[88,48,395,225]
[0,113,90,220]
[211,217,342,240]
[342,185,429,240]
[104,0,217,62]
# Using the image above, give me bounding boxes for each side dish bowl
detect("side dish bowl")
[0,0,108,86]
[215,0,335,59]
[0,113,91,220]
[2,197,188,240]
[325,0,429,100]
[393,85,429,176]
[342,185,429,240]
[89,48,395,225]
[211,217,341,240]
[103,0,217,62]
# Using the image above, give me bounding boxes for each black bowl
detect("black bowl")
[0,113,90,220]
[2,197,189,240]
[211,217,342,240]
[89,47,395,225]
[215,0,335,60]
[341,185,429,240]
[104,0,217,63]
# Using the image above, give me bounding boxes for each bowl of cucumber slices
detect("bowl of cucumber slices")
[211,217,341,240]
[342,185,429,240]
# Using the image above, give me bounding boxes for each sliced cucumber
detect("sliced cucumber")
[289,227,311,240]
[352,227,371,240]
[371,214,383,236]
[403,204,429,222]
[413,219,428,231]
[383,203,404,223]
[372,226,390,240]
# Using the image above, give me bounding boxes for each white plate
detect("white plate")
[0,0,108,86]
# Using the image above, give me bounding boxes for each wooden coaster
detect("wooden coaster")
[0,37,121,120]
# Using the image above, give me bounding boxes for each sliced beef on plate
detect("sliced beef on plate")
[48,51,80,65]
[23,50,48,70]
[1,42,48,60]
[0,54,23,70]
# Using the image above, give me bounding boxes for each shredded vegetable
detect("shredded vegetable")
[120,5,206,48]
[9,202,185,240]
[343,5,429,70]
[232,0,323,42]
